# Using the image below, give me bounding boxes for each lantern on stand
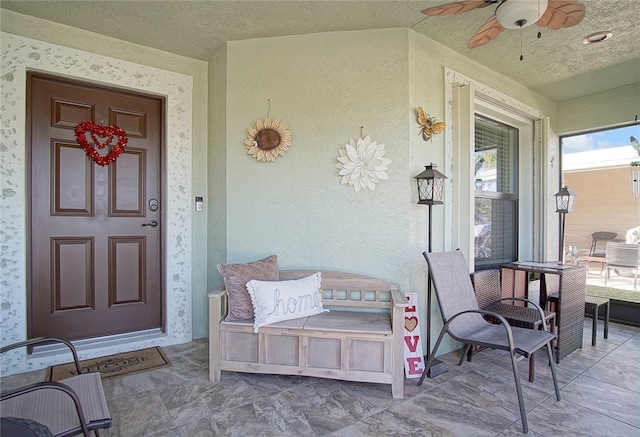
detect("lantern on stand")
[554,186,576,264]
[414,163,448,377]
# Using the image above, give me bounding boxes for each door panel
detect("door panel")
[52,141,93,215]
[111,148,145,215]
[29,73,164,341]
[52,237,94,311]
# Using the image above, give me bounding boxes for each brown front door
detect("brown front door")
[28,73,164,341]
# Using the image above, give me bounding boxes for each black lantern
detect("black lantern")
[415,163,448,378]
[415,163,447,205]
[554,186,576,213]
[554,186,576,263]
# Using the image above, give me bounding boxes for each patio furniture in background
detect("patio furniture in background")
[584,296,610,346]
[547,294,610,347]
[578,255,607,276]
[626,226,640,244]
[590,231,617,257]
[419,251,560,435]
[604,242,640,291]
[0,337,112,437]
[469,269,556,382]
[501,262,586,363]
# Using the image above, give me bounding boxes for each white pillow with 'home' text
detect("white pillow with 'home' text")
[246,272,328,333]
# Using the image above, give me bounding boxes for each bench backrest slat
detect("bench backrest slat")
[279,269,398,309]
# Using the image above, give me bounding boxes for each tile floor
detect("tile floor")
[2,319,639,436]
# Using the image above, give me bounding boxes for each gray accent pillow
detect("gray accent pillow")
[217,255,279,320]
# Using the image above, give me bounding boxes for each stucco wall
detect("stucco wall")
[224,29,412,275]
[207,46,228,295]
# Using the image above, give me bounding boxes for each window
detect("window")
[474,115,519,268]
[561,124,639,255]
[446,70,541,267]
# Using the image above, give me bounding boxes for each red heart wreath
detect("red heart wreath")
[74,121,128,166]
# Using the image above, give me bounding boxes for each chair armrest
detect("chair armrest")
[446,309,517,353]
[1,338,82,374]
[1,381,91,436]
[497,297,550,331]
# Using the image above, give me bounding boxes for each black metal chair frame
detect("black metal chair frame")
[1,337,112,437]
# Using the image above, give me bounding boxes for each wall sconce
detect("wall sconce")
[414,163,448,378]
[554,186,576,264]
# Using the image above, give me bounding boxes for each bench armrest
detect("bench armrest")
[389,288,406,399]
[390,289,409,308]
[208,288,228,321]
[208,288,227,383]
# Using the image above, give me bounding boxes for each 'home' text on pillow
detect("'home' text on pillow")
[246,272,328,332]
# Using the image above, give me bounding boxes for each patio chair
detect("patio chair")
[589,231,617,257]
[418,251,560,434]
[1,337,112,437]
[467,269,556,382]
[604,241,640,291]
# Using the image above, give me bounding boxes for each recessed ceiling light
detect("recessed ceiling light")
[582,31,613,45]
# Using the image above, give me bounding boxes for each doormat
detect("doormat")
[48,347,170,382]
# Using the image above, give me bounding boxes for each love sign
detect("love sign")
[74,121,128,166]
[403,292,425,378]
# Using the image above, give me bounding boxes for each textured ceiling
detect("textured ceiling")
[2,0,639,102]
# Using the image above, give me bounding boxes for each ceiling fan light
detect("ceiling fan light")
[582,31,613,45]
[496,0,549,29]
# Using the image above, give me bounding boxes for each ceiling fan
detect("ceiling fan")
[421,0,586,49]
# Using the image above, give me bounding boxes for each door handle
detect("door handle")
[142,220,158,228]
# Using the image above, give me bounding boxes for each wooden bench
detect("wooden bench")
[208,269,407,398]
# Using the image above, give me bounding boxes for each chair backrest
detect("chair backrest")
[423,251,487,340]
[590,231,617,256]
[605,242,640,268]
[470,269,502,309]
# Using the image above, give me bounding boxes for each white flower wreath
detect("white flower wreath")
[336,135,391,192]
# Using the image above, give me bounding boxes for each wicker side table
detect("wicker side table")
[470,269,556,382]
[502,262,586,363]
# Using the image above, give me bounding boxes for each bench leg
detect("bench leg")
[392,380,403,399]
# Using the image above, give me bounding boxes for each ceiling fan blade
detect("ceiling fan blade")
[468,15,505,48]
[421,0,494,17]
[537,0,586,29]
